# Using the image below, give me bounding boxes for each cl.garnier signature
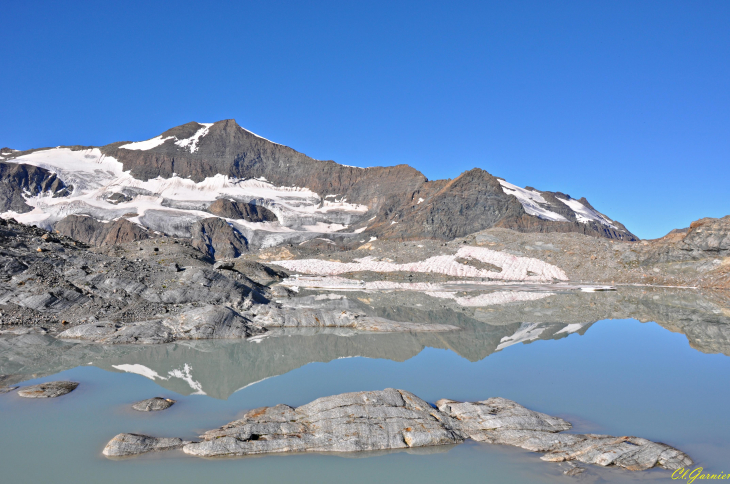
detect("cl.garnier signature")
[672,467,730,483]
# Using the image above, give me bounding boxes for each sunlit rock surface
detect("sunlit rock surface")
[104,389,691,472]
[17,380,78,398]
[103,433,190,457]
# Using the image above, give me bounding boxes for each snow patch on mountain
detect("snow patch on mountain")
[556,196,618,230]
[120,123,214,153]
[1,147,370,244]
[119,136,174,151]
[272,246,568,282]
[498,180,568,222]
[175,123,213,153]
[499,179,620,230]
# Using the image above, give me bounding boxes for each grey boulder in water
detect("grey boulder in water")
[17,381,79,398]
[132,397,176,412]
[103,434,190,457]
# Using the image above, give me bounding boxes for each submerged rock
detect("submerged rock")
[17,381,78,398]
[103,433,190,456]
[105,389,692,474]
[132,397,176,412]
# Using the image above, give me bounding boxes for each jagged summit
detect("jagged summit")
[0,119,637,249]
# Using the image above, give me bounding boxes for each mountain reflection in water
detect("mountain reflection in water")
[1,286,728,399]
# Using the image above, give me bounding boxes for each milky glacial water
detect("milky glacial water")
[1,314,729,484]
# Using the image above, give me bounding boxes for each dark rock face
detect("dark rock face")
[0,161,70,213]
[54,215,149,246]
[494,213,637,241]
[191,217,248,260]
[103,120,427,214]
[372,168,526,240]
[207,199,277,222]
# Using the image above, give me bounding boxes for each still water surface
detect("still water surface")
[1,317,728,483]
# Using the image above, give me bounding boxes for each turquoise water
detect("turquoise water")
[1,318,729,483]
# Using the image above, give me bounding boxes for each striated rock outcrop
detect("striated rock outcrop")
[104,389,691,473]
[17,380,78,398]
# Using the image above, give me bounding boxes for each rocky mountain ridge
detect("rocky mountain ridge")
[0,120,636,251]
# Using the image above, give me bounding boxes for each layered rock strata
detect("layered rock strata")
[104,389,691,473]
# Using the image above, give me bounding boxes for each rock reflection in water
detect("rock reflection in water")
[0,287,728,399]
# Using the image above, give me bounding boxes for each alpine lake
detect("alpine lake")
[1,285,729,483]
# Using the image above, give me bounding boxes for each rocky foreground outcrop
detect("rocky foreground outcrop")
[105,389,692,473]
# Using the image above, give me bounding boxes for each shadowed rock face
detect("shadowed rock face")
[191,217,248,260]
[54,215,149,246]
[104,388,692,473]
[0,161,70,213]
[206,199,277,222]
[495,213,636,241]
[371,169,526,240]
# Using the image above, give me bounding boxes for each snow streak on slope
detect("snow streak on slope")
[556,196,619,229]
[272,246,568,282]
[1,148,369,243]
[498,179,619,230]
[175,123,213,153]
[119,123,214,153]
[498,180,568,222]
[119,136,174,151]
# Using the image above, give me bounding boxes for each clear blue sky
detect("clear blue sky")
[1,1,728,239]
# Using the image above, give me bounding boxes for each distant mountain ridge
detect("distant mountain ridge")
[0,119,637,251]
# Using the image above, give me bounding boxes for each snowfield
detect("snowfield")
[498,179,618,229]
[1,147,370,245]
[272,246,568,282]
